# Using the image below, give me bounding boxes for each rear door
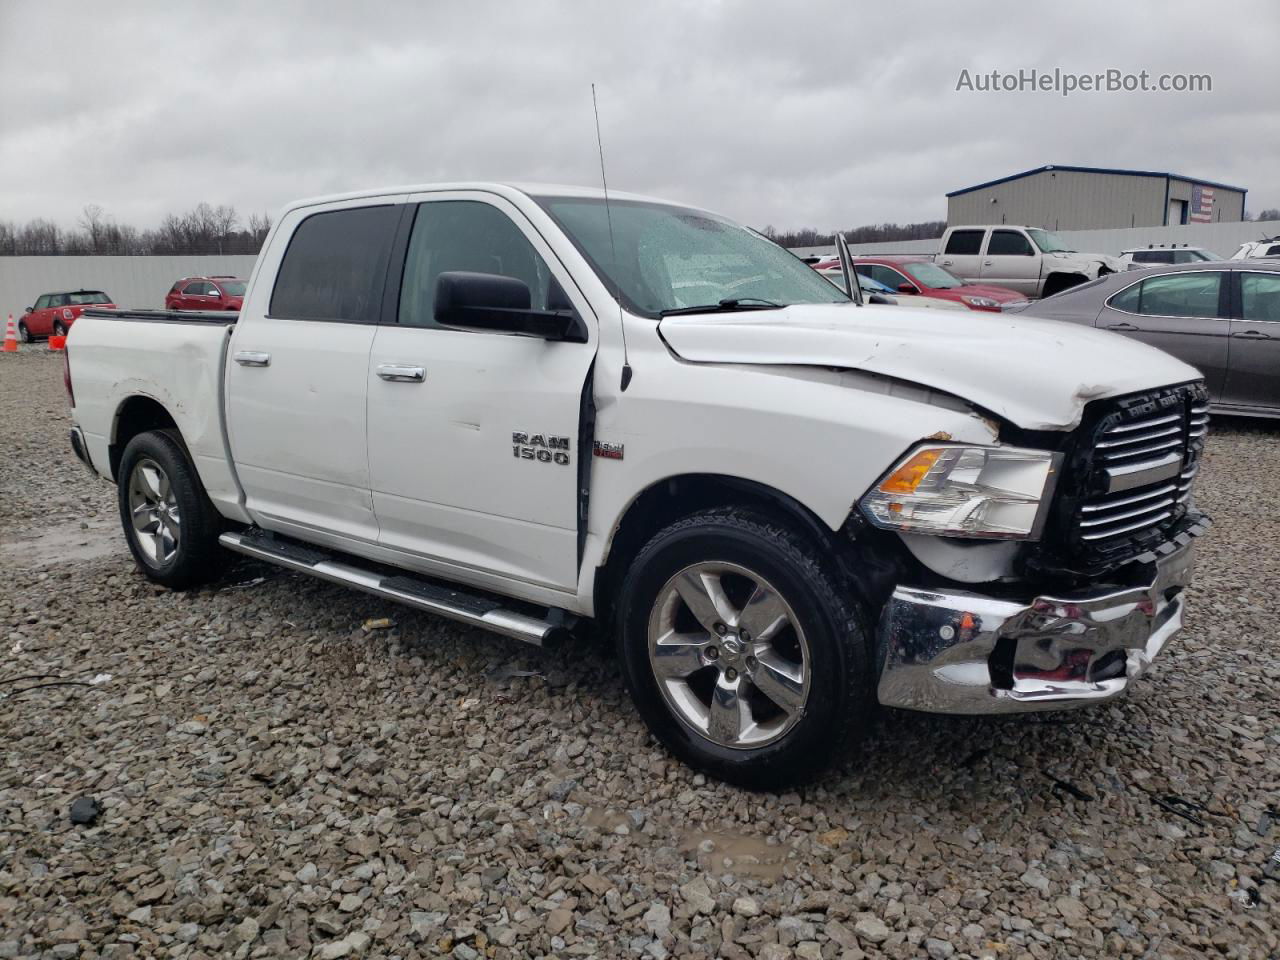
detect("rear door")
[1098,270,1229,399]
[937,229,985,283]
[1222,270,1280,412]
[980,229,1041,296]
[365,192,597,591]
[225,199,404,544]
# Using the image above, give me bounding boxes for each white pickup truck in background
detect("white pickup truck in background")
[936,224,1126,298]
[65,183,1209,787]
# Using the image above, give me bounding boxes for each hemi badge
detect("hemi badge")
[593,441,624,460]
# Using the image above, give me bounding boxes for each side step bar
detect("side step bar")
[218,529,564,646]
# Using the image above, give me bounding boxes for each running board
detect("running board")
[218,529,564,646]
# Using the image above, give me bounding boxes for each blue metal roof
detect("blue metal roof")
[946,164,1248,198]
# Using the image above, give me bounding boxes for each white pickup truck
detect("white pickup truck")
[936,225,1126,298]
[66,183,1209,787]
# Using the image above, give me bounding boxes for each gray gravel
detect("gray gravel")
[2,347,1278,959]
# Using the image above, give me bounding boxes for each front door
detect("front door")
[225,200,403,544]
[1098,270,1230,400]
[1222,270,1280,412]
[366,193,597,592]
[937,229,986,283]
[980,229,1042,296]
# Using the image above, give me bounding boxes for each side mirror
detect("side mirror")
[897,283,920,295]
[434,271,586,342]
[25,306,33,313]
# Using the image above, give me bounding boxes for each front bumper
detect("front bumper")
[875,526,1204,714]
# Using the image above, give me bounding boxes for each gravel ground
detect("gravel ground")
[1,348,1278,960]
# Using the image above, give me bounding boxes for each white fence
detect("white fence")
[791,219,1280,261]
[0,255,259,318]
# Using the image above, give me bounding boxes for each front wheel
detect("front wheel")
[117,430,223,589]
[17,322,32,343]
[616,508,872,789]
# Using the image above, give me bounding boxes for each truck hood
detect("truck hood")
[1047,251,1126,274]
[658,303,1200,431]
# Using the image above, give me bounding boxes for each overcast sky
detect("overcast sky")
[2,1,1277,233]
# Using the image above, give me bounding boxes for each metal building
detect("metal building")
[946,164,1247,231]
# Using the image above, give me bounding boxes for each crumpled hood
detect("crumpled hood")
[658,303,1200,431]
[1047,251,1126,273]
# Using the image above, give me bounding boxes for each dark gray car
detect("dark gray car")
[1011,260,1280,418]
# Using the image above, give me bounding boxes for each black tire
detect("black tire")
[616,507,872,789]
[18,322,32,343]
[116,429,223,589]
[53,320,67,337]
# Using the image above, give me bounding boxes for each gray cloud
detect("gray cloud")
[2,0,1277,233]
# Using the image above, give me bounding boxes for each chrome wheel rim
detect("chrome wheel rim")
[127,458,180,565]
[647,561,810,750]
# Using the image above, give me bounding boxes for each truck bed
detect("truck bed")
[81,307,239,325]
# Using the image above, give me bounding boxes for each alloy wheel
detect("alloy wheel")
[127,458,181,565]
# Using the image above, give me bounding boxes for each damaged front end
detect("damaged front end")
[870,381,1211,714]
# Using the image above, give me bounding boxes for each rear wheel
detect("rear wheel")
[117,430,223,589]
[53,320,67,337]
[616,508,872,788]
[17,322,31,343]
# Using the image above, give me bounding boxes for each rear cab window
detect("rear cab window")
[944,230,985,256]
[270,205,400,322]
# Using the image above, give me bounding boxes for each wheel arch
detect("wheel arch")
[1042,271,1090,298]
[109,395,181,481]
[594,473,849,625]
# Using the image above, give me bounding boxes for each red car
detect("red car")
[165,276,247,312]
[852,257,1026,312]
[18,290,115,341]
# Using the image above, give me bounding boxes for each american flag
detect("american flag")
[1189,184,1215,223]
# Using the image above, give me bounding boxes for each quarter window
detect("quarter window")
[270,205,399,323]
[398,200,554,329]
[1241,272,1280,323]
[944,230,984,256]
[987,230,1034,256]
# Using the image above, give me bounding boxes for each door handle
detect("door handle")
[377,363,426,383]
[1232,329,1273,340]
[941,259,954,266]
[234,351,271,367]
[1105,322,1139,332]
[982,259,993,266]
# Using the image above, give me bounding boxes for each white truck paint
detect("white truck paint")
[937,225,1126,298]
[65,183,1210,787]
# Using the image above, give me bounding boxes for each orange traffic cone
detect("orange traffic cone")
[48,334,66,351]
[2,314,17,353]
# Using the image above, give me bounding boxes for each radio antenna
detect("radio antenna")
[592,83,632,391]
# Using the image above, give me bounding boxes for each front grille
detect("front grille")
[1028,383,1208,577]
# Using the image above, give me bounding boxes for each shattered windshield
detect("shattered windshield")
[1027,228,1075,253]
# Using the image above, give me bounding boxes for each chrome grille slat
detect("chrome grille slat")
[1079,497,1177,529]
[1095,424,1182,450]
[1099,437,1185,461]
[1080,510,1175,540]
[1079,482,1178,513]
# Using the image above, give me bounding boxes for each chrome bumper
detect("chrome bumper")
[875,529,1203,714]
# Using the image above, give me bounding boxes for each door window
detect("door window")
[183,280,210,296]
[270,205,399,323]
[1109,272,1223,318]
[987,230,1034,256]
[868,264,909,289]
[35,295,50,310]
[1241,273,1280,323]
[943,230,984,255]
[398,200,554,328]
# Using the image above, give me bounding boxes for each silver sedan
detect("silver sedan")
[1010,259,1280,418]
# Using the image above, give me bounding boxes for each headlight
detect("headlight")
[860,445,1059,539]
[961,296,1000,309]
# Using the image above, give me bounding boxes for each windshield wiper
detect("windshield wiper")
[659,297,784,317]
